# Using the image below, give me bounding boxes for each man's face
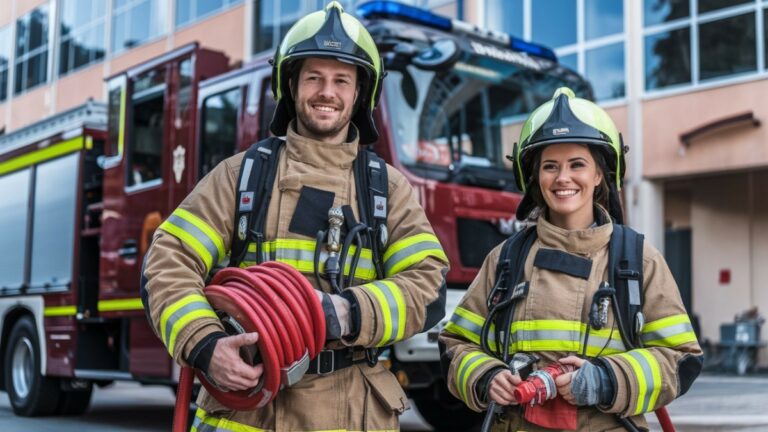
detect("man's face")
[292,57,359,142]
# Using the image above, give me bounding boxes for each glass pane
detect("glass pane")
[59,38,72,74]
[585,42,625,100]
[89,23,106,62]
[112,11,127,52]
[0,26,10,60]
[486,0,522,37]
[559,53,578,71]
[15,16,28,57]
[198,0,225,18]
[644,0,689,26]
[60,0,77,37]
[129,1,152,48]
[28,7,49,52]
[765,8,767,70]
[0,69,7,101]
[532,0,577,48]
[22,51,47,90]
[201,88,240,176]
[0,169,30,290]
[645,28,691,90]
[176,0,192,26]
[698,0,751,14]
[73,32,90,69]
[699,12,756,80]
[585,0,623,40]
[128,80,165,187]
[30,153,79,289]
[254,0,275,53]
[150,0,168,38]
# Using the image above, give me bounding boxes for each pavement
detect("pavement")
[646,373,768,432]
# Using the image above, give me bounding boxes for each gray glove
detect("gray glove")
[571,361,614,406]
[315,290,351,340]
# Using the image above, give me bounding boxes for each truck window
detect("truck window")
[30,153,79,290]
[200,87,240,177]
[127,69,165,188]
[0,169,31,291]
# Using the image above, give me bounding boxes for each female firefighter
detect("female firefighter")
[439,87,703,431]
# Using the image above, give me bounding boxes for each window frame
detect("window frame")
[0,25,11,102]
[14,5,52,95]
[642,0,767,97]
[175,0,243,29]
[58,0,107,77]
[111,0,167,55]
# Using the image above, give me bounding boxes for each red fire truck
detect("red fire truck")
[0,2,591,428]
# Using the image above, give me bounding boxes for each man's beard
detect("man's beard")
[295,98,354,141]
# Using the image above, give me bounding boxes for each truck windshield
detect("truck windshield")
[383,50,589,191]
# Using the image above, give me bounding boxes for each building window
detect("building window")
[644,0,763,92]
[14,6,50,94]
[59,0,106,76]
[532,0,577,48]
[0,27,11,102]
[112,0,167,54]
[585,42,625,101]
[176,0,243,28]
[486,0,522,37]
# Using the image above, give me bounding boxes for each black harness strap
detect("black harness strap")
[353,149,389,279]
[610,224,645,348]
[229,137,284,268]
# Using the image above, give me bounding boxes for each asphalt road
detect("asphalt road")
[0,382,433,431]
[2,374,767,431]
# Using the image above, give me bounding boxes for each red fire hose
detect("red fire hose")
[172,262,326,432]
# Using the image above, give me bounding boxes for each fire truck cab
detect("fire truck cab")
[0,2,591,428]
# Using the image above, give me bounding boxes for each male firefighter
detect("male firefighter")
[140,2,448,430]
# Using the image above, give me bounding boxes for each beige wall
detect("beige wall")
[55,64,105,112]
[664,183,692,229]
[10,85,52,129]
[0,3,13,27]
[174,6,244,65]
[690,172,768,354]
[643,79,768,179]
[16,0,47,17]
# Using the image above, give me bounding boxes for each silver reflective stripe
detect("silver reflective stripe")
[449,312,497,345]
[370,281,401,345]
[244,245,375,277]
[641,322,695,344]
[239,157,254,191]
[383,239,442,275]
[514,329,580,342]
[587,333,627,352]
[627,350,657,413]
[163,299,213,348]
[167,214,221,266]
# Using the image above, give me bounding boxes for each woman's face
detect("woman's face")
[538,143,603,230]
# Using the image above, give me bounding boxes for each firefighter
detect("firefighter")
[439,87,703,431]
[141,2,448,430]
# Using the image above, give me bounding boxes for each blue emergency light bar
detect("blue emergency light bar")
[356,1,557,62]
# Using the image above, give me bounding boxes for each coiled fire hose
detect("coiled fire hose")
[172,261,326,432]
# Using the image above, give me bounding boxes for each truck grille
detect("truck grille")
[457,218,507,268]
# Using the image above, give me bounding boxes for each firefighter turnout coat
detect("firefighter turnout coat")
[440,209,702,431]
[142,123,449,431]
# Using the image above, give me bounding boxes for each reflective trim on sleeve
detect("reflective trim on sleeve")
[363,280,407,346]
[616,349,662,415]
[243,239,376,281]
[641,314,698,347]
[159,208,225,272]
[383,233,448,277]
[160,293,218,357]
[444,306,497,348]
[456,351,495,405]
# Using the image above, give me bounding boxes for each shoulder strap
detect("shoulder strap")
[487,226,537,310]
[229,137,284,268]
[609,224,645,348]
[354,149,389,279]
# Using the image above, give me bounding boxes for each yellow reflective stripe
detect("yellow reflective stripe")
[456,351,494,404]
[617,350,662,415]
[246,239,377,280]
[364,280,406,346]
[160,294,217,356]
[44,306,77,317]
[641,314,698,347]
[159,208,225,272]
[0,136,84,176]
[98,298,144,312]
[383,233,448,276]
[118,80,126,156]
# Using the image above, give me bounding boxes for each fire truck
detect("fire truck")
[0,1,591,428]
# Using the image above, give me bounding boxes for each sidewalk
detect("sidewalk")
[647,374,768,431]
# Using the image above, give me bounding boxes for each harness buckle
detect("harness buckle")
[315,349,335,375]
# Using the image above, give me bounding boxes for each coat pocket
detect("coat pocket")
[361,364,410,414]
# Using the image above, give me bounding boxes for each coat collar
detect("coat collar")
[536,205,613,255]
[285,121,360,169]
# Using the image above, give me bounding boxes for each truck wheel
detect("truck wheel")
[3,316,62,416]
[56,384,93,415]
[412,384,483,431]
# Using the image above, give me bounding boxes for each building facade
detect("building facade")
[1,0,766,364]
